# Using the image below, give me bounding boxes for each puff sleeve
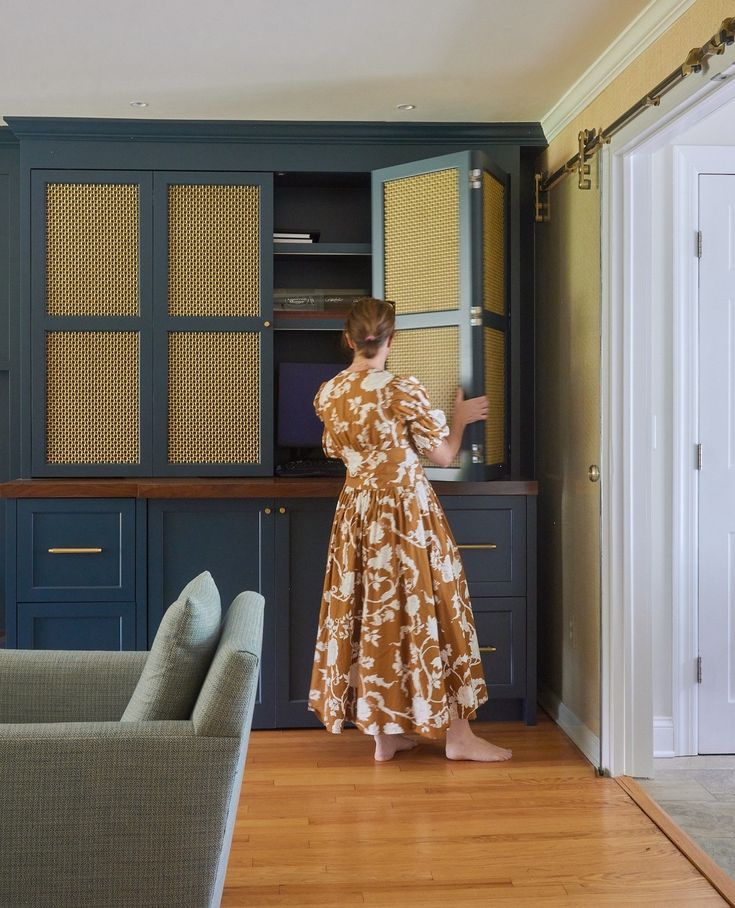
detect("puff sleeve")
[392,375,449,453]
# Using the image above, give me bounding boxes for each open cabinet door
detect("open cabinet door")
[372,151,509,480]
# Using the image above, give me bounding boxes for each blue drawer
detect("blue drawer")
[472,598,526,699]
[17,499,136,602]
[17,601,136,651]
[441,497,526,596]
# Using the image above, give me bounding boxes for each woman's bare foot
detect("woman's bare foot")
[374,733,418,762]
[445,718,512,762]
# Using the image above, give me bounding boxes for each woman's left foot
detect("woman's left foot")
[374,734,418,762]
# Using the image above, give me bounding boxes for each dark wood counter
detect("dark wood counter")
[0,478,538,498]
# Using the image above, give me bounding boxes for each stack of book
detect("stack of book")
[273,231,320,244]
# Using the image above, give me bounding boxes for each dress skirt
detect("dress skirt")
[308,467,489,738]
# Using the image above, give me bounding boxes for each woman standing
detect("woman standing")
[308,298,512,763]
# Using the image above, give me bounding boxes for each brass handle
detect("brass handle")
[263,507,272,515]
[278,507,287,514]
[263,320,271,328]
[479,645,497,653]
[48,547,103,554]
[458,544,497,550]
[588,464,600,483]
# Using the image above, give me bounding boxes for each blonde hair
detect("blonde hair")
[344,297,395,360]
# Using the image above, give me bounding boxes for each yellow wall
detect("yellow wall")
[542,0,735,173]
[535,0,733,735]
[536,167,601,736]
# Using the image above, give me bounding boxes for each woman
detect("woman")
[308,297,512,763]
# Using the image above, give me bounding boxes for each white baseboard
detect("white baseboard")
[653,716,675,758]
[539,686,600,768]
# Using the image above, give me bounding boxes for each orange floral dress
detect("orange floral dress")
[308,368,488,738]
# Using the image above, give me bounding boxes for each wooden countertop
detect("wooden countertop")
[0,478,538,498]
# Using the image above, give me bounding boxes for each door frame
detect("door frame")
[601,58,735,776]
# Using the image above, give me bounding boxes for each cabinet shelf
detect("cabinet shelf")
[274,308,349,331]
[273,243,371,256]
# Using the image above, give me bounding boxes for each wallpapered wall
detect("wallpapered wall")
[534,0,732,738]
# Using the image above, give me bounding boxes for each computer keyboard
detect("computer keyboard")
[276,459,346,478]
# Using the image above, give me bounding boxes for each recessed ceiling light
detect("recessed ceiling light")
[129,101,149,108]
[396,103,416,111]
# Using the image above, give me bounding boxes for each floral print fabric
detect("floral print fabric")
[308,368,488,738]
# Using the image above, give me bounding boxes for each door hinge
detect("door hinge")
[696,443,703,470]
[697,655,702,684]
[471,442,483,464]
[696,230,703,258]
[470,168,482,189]
[470,305,482,326]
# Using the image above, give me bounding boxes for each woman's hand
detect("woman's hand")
[452,389,489,428]
[425,389,489,468]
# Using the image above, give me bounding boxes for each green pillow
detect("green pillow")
[121,571,221,722]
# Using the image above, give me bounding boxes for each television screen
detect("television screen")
[277,362,345,449]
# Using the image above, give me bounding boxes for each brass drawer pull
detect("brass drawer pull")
[478,645,497,653]
[458,543,497,550]
[48,547,103,555]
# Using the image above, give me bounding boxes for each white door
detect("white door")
[698,173,735,753]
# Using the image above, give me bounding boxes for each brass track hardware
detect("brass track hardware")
[48,547,102,554]
[458,543,497,550]
[535,18,735,211]
[578,129,593,190]
[478,645,497,653]
[534,173,550,223]
[682,47,705,76]
[278,506,286,514]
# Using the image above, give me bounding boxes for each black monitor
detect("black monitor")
[277,362,344,449]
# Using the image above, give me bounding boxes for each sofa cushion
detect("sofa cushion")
[121,571,221,722]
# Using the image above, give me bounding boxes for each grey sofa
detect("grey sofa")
[0,590,264,908]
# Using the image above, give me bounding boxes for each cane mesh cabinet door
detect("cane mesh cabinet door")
[31,172,153,475]
[153,173,274,475]
[373,152,509,480]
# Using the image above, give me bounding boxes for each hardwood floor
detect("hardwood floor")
[223,715,727,906]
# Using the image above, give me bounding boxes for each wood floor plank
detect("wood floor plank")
[223,717,727,906]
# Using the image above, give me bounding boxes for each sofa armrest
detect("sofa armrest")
[0,649,148,724]
[0,719,242,908]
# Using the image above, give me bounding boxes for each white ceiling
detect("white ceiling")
[1,0,653,127]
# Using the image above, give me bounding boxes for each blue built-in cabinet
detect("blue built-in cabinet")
[2,484,537,729]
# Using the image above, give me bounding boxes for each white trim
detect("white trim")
[541,0,696,142]
[601,58,735,778]
[672,144,701,757]
[539,687,601,768]
[653,716,675,758]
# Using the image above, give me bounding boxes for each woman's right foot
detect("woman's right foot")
[445,718,512,762]
[445,736,512,762]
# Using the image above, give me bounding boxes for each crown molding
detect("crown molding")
[3,117,547,147]
[541,0,696,143]
[0,126,18,145]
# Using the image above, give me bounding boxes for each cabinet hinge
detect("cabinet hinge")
[470,168,482,189]
[470,305,482,327]
[697,655,702,684]
[696,443,703,470]
[696,230,703,258]
[471,442,483,464]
